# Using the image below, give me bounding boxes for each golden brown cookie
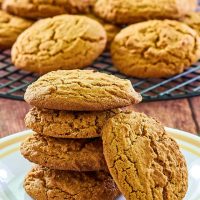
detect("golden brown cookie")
[102,111,188,200]
[181,12,200,35]
[94,0,196,24]
[0,10,32,49]
[3,0,95,19]
[87,14,121,49]
[24,165,121,200]
[24,70,142,111]
[25,107,121,138]
[111,20,200,78]
[21,133,107,171]
[11,15,107,74]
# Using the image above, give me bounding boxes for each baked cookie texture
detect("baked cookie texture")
[181,12,200,36]
[111,20,200,78]
[24,165,121,200]
[24,70,142,111]
[25,107,121,138]
[21,134,107,171]
[94,0,196,24]
[2,0,95,19]
[102,111,188,200]
[11,15,107,74]
[0,10,32,49]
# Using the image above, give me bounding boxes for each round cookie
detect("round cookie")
[102,111,188,200]
[111,20,200,78]
[24,70,142,111]
[11,15,107,74]
[24,165,121,200]
[94,0,197,24]
[181,12,200,36]
[21,133,107,171]
[2,0,95,19]
[0,10,32,49]
[25,107,121,138]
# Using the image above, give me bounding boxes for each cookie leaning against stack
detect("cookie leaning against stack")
[102,111,188,199]
[21,69,142,199]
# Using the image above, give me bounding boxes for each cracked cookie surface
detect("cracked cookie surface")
[25,107,121,138]
[0,10,32,49]
[24,165,121,200]
[102,111,188,200]
[3,0,95,19]
[24,70,142,111]
[94,0,196,24]
[111,20,200,78]
[181,12,200,36]
[11,15,106,74]
[21,133,107,171]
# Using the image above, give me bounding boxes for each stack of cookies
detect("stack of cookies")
[20,69,142,200]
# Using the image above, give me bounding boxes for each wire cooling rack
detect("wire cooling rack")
[0,50,200,102]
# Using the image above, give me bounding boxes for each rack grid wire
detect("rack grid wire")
[0,50,199,102]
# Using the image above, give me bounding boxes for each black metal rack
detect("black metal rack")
[0,50,199,102]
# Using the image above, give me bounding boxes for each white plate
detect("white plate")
[0,128,200,200]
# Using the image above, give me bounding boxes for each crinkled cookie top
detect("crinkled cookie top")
[102,111,188,200]
[111,20,200,78]
[24,70,142,111]
[12,15,107,73]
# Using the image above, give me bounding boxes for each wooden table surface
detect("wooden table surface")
[0,96,200,138]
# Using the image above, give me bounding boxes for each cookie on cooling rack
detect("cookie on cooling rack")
[111,20,200,78]
[102,111,188,200]
[11,15,107,74]
[94,0,197,24]
[2,0,95,19]
[0,10,32,49]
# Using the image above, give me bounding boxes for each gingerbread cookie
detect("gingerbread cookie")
[3,0,95,19]
[25,107,121,138]
[24,70,141,111]
[24,165,121,200]
[102,111,188,200]
[94,0,196,24]
[0,10,32,49]
[11,15,106,74]
[21,133,107,171]
[111,20,200,78]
